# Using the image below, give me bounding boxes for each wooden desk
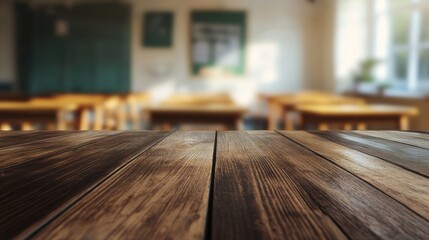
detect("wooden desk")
[0,101,78,130]
[33,94,111,130]
[262,92,365,130]
[32,94,129,130]
[297,104,418,130]
[1,131,429,239]
[161,93,234,106]
[148,93,244,130]
[147,105,246,130]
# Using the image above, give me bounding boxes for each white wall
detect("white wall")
[0,1,15,85]
[130,0,329,106]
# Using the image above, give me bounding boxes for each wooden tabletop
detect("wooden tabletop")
[1,131,429,239]
[0,101,78,111]
[149,92,246,114]
[262,91,365,106]
[296,104,419,116]
[147,104,247,114]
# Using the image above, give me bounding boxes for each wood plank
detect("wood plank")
[281,131,429,221]
[312,131,429,178]
[356,131,429,149]
[34,131,215,240]
[247,131,429,239]
[0,131,170,239]
[213,131,346,239]
[0,131,119,169]
[0,131,78,149]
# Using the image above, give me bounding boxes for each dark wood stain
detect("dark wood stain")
[0,130,428,239]
[281,131,429,221]
[0,131,170,239]
[33,131,215,240]
[0,131,78,149]
[0,131,119,169]
[313,131,429,178]
[249,131,429,239]
[213,131,346,240]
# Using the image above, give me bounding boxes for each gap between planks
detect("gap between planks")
[204,131,218,240]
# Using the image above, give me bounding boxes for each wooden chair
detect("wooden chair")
[122,92,151,130]
[32,94,110,130]
[0,100,77,130]
[101,96,127,130]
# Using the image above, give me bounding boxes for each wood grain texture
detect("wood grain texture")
[313,131,429,178]
[247,131,429,239]
[2,130,429,239]
[356,131,429,149]
[0,131,169,239]
[281,131,429,221]
[213,131,346,240]
[0,131,119,169]
[0,131,78,149]
[34,131,215,240]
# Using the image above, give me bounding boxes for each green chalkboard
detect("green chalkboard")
[15,2,130,94]
[143,12,174,47]
[191,11,246,76]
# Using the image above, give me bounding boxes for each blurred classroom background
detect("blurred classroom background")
[0,0,428,131]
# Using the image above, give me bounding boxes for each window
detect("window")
[373,0,429,91]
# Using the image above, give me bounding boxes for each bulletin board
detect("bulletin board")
[190,11,246,77]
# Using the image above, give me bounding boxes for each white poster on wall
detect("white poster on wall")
[193,40,210,64]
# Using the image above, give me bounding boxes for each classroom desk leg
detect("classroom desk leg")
[21,122,33,131]
[118,105,127,130]
[1,123,12,131]
[268,103,280,130]
[318,123,329,131]
[283,112,294,131]
[76,109,90,130]
[93,106,104,130]
[399,116,410,130]
[161,122,172,131]
[295,114,303,130]
[341,123,353,130]
[131,105,140,130]
[357,122,367,130]
[235,118,243,130]
[57,110,68,130]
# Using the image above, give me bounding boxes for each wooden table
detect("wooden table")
[1,131,429,239]
[262,92,365,130]
[147,105,246,130]
[297,104,418,130]
[0,102,78,130]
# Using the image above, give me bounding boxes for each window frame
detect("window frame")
[371,0,429,92]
